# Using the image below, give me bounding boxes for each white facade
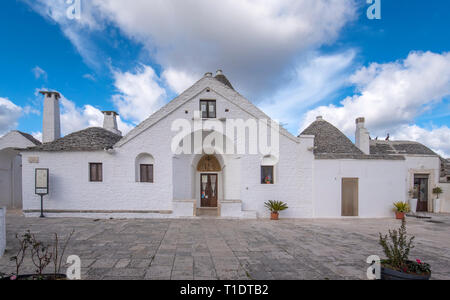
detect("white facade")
[405,155,441,212]
[313,159,406,218]
[441,183,450,213]
[0,131,39,209]
[15,72,446,219]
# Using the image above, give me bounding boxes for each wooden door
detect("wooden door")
[342,178,359,217]
[414,175,429,212]
[201,174,218,208]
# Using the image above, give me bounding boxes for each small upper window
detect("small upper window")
[261,166,274,184]
[140,164,154,183]
[89,163,103,182]
[200,100,216,118]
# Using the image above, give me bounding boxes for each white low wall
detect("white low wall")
[0,207,5,257]
[172,200,196,217]
[220,200,257,219]
[441,183,450,213]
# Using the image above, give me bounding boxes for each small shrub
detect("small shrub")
[264,200,288,213]
[379,219,431,275]
[432,187,443,199]
[393,202,410,213]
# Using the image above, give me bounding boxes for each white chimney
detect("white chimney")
[216,69,223,76]
[102,111,122,136]
[355,117,370,154]
[40,91,61,143]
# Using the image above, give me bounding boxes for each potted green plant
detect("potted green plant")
[264,200,288,220]
[432,187,443,213]
[393,202,410,220]
[379,219,431,280]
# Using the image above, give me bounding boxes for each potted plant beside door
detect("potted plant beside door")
[432,187,443,213]
[264,200,288,220]
[393,202,410,220]
[378,219,431,280]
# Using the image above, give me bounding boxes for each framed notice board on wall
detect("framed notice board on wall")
[35,168,49,195]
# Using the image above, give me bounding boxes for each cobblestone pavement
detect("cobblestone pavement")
[1,214,449,280]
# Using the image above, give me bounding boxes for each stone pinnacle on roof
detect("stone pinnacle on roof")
[214,69,234,90]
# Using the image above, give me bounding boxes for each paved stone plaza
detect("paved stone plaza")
[1,214,450,280]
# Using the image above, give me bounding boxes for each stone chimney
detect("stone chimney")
[102,111,122,136]
[355,117,370,154]
[40,91,61,143]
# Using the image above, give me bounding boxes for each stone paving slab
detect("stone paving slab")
[1,215,450,280]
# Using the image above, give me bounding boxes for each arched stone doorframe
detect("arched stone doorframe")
[191,152,226,209]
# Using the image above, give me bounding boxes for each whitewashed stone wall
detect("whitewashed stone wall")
[1,131,38,209]
[441,183,450,213]
[0,207,5,257]
[313,159,406,218]
[21,77,316,219]
[405,155,441,212]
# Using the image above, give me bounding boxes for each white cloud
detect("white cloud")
[32,66,48,80]
[111,65,166,124]
[301,51,450,133]
[83,74,96,81]
[0,97,23,136]
[393,125,450,158]
[300,51,450,156]
[24,0,357,95]
[162,68,198,95]
[32,131,42,142]
[96,0,356,95]
[259,50,356,132]
[59,95,133,136]
[21,0,106,69]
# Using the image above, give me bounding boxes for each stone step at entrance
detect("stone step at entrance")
[196,207,219,217]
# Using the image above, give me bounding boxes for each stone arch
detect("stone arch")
[135,153,155,182]
[197,155,222,172]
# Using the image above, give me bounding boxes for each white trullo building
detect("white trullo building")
[0,70,447,218]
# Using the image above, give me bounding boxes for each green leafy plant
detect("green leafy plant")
[264,200,288,213]
[408,259,431,275]
[379,219,431,275]
[432,187,443,199]
[393,202,410,213]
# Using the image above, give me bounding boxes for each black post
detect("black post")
[40,194,45,218]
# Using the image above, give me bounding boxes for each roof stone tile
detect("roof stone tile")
[24,127,121,152]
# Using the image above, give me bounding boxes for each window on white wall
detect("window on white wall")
[200,100,216,118]
[89,163,103,182]
[261,155,277,184]
[135,153,155,183]
[261,166,274,184]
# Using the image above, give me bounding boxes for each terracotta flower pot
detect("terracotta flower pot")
[271,212,279,220]
[395,212,406,220]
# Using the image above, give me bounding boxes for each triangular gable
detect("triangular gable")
[116,76,299,147]
[0,131,41,151]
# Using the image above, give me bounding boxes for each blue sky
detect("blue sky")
[0,0,449,156]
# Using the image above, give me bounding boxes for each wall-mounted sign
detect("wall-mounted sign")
[35,168,49,195]
[28,157,39,164]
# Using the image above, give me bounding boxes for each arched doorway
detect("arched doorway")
[197,155,222,208]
